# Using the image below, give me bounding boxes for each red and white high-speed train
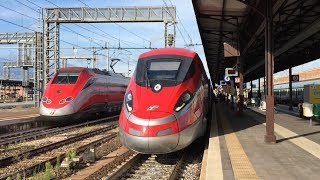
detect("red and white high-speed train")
[119,48,211,154]
[40,67,129,121]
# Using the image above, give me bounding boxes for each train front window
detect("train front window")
[52,72,79,84]
[147,61,181,80]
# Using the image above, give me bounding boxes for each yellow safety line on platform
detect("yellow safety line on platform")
[249,110,320,160]
[220,108,259,180]
[204,104,223,180]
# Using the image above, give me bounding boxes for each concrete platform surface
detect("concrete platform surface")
[0,107,39,126]
[204,103,320,180]
[0,101,35,109]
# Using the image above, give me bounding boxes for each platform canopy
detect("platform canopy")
[193,0,320,83]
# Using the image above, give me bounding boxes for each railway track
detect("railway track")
[103,139,204,180]
[0,115,119,146]
[0,116,119,180]
[60,137,204,180]
[107,151,187,180]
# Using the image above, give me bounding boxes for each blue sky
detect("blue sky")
[0,0,319,84]
[0,0,206,79]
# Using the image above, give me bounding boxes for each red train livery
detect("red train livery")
[119,48,211,154]
[40,67,129,120]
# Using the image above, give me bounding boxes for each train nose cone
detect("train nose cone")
[148,111,179,154]
[120,111,179,154]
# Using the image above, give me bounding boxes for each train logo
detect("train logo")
[154,84,162,92]
[119,48,211,154]
[147,105,159,111]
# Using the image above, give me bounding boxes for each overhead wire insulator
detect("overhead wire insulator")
[167,34,174,47]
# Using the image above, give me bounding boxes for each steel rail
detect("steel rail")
[0,115,119,146]
[0,117,118,168]
[1,132,117,180]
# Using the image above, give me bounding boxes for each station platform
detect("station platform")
[202,103,320,180]
[0,107,39,126]
[0,101,35,109]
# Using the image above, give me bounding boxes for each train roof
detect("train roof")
[57,67,86,72]
[91,68,127,78]
[57,67,127,78]
[139,48,197,59]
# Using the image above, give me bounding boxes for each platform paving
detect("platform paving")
[250,106,320,144]
[205,103,320,180]
[0,107,39,126]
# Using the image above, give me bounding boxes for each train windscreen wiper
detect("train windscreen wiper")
[145,67,150,88]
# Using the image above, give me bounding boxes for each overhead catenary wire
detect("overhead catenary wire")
[25,0,42,9]
[167,0,194,45]
[77,0,152,47]
[3,0,144,70]
[161,0,188,46]
[60,39,136,67]
[0,0,136,68]
[0,18,35,32]
[1,1,42,33]
[43,0,141,67]
[59,26,139,66]
[15,0,39,13]
[0,3,38,22]
[61,25,105,47]
[13,0,142,66]
[6,0,108,50]
[44,0,147,51]
[12,0,119,49]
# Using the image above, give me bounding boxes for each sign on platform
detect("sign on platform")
[225,68,238,77]
[291,75,299,82]
[223,75,231,82]
[235,77,240,83]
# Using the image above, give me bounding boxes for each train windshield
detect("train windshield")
[135,56,194,87]
[52,72,79,84]
[147,61,181,80]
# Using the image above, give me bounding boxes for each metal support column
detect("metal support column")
[93,47,97,68]
[35,32,43,107]
[43,22,49,85]
[164,22,168,47]
[231,78,234,109]
[265,0,276,143]
[250,81,253,104]
[289,67,293,110]
[238,57,244,114]
[264,76,266,97]
[44,22,60,85]
[258,78,261,97]
[54,22,60,73]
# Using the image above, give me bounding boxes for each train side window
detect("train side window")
[184,61,195,81]
[82,78,96,90]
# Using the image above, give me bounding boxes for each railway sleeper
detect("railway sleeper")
[125,174,170,179]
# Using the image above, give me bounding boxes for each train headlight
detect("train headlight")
[174,91,193,112]
[59,99,66,104]
[42,97,52,104]
[125,91,133,112]
[42,97,48,102]
[65,97,73,102]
